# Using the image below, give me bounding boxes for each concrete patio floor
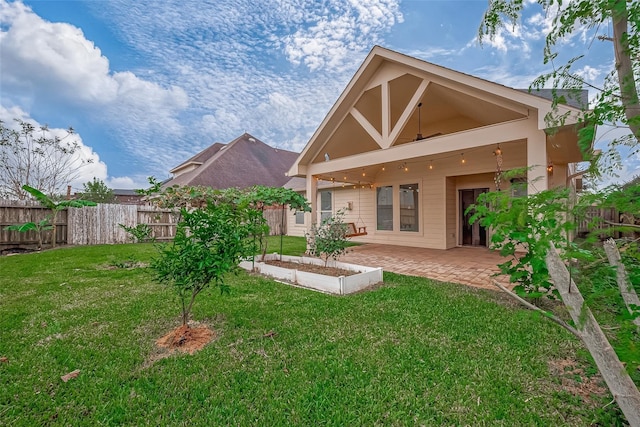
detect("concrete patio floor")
[340,244,512,290]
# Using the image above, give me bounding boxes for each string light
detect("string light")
[461,153,466,164]
[381,165,385,171]
[547,163,554,173]
[429,161,433,170]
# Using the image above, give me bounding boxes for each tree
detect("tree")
[479,0,640,171]
[145,182,310,327]
[306,209,350,266]
[469,180,640,424]
[152,201,252,326]
[0,119,93,200]
[80,177,115,203]
[479,4,640,423]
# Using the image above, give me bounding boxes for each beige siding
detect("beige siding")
[287,140,546,249]
[287,205,307,237]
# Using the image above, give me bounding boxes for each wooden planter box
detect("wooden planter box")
[239,254,383,295]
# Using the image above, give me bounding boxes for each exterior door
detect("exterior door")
[460,188,488,247]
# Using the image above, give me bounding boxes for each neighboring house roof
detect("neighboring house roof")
[169,142,226,175]
[113,189,139,196]
[165,133,299,189]
[518,88,589,109]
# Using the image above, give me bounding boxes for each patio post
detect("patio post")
[305,173,318,226]
[526,124,548,194]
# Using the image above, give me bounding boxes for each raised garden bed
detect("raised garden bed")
[239,254,383,295]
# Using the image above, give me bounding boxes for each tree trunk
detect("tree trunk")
[612,0,640,143]
[603,238,640,329]
[546,245,640,426]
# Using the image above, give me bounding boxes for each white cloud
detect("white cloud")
[105,176,144,190]
[280,0,403,72]
[575,65,603,84]
[0,1,187,110]
[0,0,189,177]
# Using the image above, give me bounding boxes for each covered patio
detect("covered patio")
[286,46,587,251]
[340,243,512,290]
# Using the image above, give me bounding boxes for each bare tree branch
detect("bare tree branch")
[492,280,582,340]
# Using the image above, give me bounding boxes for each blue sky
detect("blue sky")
[0,0,636,190]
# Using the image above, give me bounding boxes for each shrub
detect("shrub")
[306,209,350,266]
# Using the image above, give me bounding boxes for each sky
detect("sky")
[0,0,637,191]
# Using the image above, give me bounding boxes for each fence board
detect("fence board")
[68,204,138,245]
[264,206,286,236]
[2,201,285,248]
[0,200,67,247]
[577,207,620,238]
[137,207,178,241]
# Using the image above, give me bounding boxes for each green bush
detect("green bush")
[306,209,350,266]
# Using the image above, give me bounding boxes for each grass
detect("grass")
[0,241,623,426]
[262,235,308,256]
[261,234,359,258]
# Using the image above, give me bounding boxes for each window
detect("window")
[295,211,304,225]
[376,186,393,230]
[400,183,419,232]
[320,191,332,222]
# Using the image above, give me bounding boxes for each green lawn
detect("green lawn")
[0,241,621,425]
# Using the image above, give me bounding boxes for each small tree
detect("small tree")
[4,185,96,248]
[118,223,153,243]
[80,178,115,203]
[0,119,93,200]
[470,180,640,424]
[143,181,310,326]
[151,200,252,326]
[306,209,350,266]
[245,185,310,262]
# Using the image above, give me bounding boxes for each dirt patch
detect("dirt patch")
[547,358,608,403]
[264,260,358,277]
[0,247,37,256]
[156,324,215,355]
[99,261,149,270]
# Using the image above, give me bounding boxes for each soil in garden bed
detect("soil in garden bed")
[264,260,358,277]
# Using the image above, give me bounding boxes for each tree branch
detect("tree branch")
[603,238,640,330]
[492,280,582,340]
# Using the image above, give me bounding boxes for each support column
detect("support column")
[305,173,318,226]
[381,82,390,146]
[527,128,548,194]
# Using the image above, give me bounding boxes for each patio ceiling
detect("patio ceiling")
[289,46,588,179]
[310,76,529,165]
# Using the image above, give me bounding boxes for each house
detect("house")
[113,189,146,205]
[286,46,591,249]
[165,133,299,189]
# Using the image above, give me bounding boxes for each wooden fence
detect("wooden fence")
[0,200,69,248]
[1,201,286,251]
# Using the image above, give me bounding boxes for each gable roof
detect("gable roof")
[165,133,299,189]
[288,45,584,177]
[170,142,226,175]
